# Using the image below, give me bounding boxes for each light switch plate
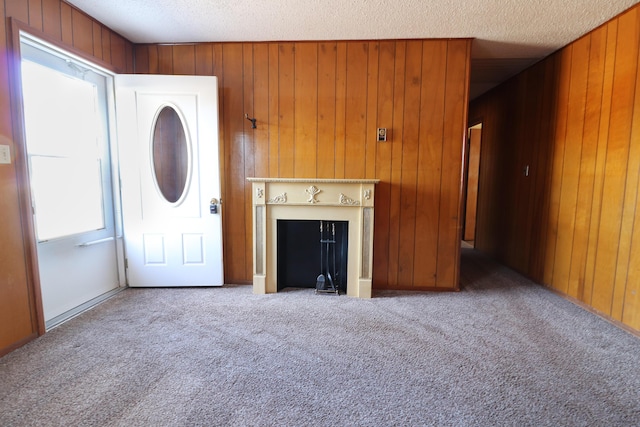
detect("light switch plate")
[0,144,11,164]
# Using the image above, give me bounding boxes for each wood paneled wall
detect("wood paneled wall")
[135,39,471,290]
[0,0,134,356]
[469,5,640,332]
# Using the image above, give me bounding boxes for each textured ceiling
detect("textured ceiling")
[66,0,640,98]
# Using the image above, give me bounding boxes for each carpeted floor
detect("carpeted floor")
[0,248,639,426]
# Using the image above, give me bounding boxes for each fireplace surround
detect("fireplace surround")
[248,178,379,298]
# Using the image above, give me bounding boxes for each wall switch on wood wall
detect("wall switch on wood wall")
[0,145,11,164]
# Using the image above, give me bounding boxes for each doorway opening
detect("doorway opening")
[19,33,125,329]
[462,122,482,249]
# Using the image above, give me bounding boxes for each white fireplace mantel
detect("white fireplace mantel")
[248,178,379,298]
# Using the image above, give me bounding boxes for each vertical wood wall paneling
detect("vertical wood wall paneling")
[521,61,545,277]
[591,10,638,316]
[145,45,159,73]
[100,27,111,64]
[552,36,589,297]
[365,42,379,180]
[278,43,295,179]
[194,44,213,75]
[71,8,93,55]
[371,41,395,286]
[293,42,317,178]
[220,43,246,282]
[213,44,224,190]
[173,44,195,75]
[386,40,406,288]
[119,35,133,72]
[506,75,525,271]
[397,40,422,287]
[527,58,559,282]
[6,0,28,24]
[135,45,150,74]
[621,9,640,330]
[157,44,174,74]
[414,41,446,288]
[436,40,469,289]
[568,28,606,302]
[469,4,640,332]
[334,42,347,179]
[609,8,640,320]
[1,0,134,355]
[511,78,528,269]
[253,43,270,178]
[494,81,516,267]
[625,178,640,329]
[542,46,572,287]
[28,0,43,31]
[317,42,337,178]
[583,20,618,306]
[42,0,61,39]
[344,42,367,179]
[267,43,279,177]
[498,82,516,266]
[242,43,255,282]
[515,68,542,274]
[59,1,72,45]
[91,22,102,61]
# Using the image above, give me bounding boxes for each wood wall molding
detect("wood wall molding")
[470,4,640,332]
[134,39,472,291]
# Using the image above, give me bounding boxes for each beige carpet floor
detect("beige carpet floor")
[0,248,638,426]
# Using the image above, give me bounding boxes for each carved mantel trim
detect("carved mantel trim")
[247,178,380,184]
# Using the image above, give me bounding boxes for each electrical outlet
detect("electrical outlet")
[0,145,10,164]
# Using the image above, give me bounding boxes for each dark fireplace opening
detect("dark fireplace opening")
[277,220,348,293]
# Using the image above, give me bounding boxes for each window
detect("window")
[20,43,113,242]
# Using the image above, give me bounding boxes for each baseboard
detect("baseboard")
[543,286,640,339]
[373,286,460,293]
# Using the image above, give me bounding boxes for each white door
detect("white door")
[115,75,223,287]
[20,36,125,326]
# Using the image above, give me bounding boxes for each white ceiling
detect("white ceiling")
[66,0,640,99]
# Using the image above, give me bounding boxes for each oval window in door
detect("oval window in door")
[151,106,189,204]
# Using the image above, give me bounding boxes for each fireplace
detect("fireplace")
[277,219,348,293]
[248,178,378,298]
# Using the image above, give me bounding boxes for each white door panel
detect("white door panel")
[115,75,223,287]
